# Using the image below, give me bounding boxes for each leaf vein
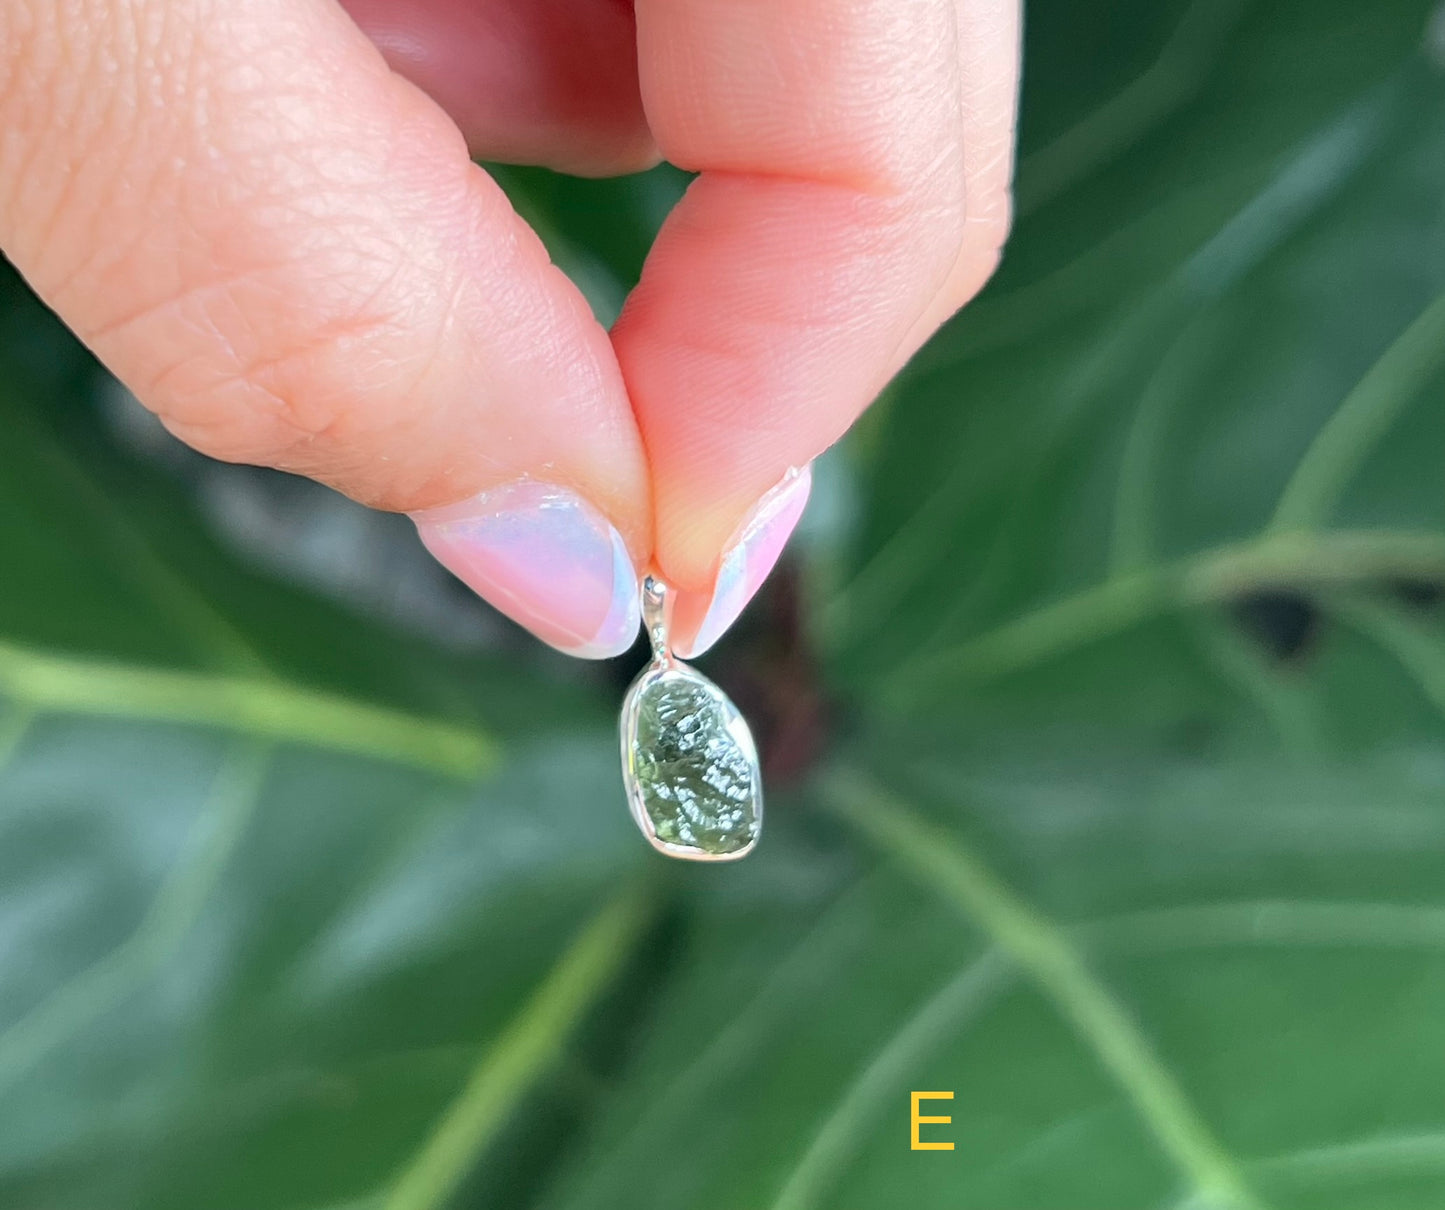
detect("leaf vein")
[1271,289,1445,532]
[887,529,1445,705]
[0,640,497,777]
[825,770,1267,1210]
[0,742,270,1092]
[381,886,653,1210]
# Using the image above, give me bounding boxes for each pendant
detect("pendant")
[619,576,763,861]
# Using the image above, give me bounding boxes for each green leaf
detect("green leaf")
[545,4,1445,1210]
[7,1,1445,1208]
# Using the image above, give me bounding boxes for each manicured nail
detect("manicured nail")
[411,482,640,658]
[676,465,812,659]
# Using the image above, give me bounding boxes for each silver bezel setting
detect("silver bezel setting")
[618,575,764,862]
[619,661,763,862]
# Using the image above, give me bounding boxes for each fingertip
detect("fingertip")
[621,0,1018,639]
[413,481,642,659]
[614,170,944,589]
[671,464,811,659]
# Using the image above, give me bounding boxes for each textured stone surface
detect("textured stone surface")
[628,670,760,855]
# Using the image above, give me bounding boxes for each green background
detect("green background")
[4,1,1445,1207]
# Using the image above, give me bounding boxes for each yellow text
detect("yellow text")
[910,1091,954,1150]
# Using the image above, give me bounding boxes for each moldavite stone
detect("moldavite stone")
[621,667,762,859]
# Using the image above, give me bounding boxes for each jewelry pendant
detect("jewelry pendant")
[619,576,763,861]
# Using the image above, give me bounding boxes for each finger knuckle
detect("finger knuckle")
[127,254,447,485]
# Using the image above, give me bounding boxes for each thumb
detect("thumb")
[0,0,650,657]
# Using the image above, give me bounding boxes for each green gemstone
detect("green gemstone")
[623,668,761,858]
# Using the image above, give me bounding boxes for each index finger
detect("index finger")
[618,0,1020,656]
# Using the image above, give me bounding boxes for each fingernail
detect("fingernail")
[411,482,640,658]
[676,465,813,659]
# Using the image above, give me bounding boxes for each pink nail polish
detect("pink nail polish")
[675,465,812,659]
[411,482,640,658]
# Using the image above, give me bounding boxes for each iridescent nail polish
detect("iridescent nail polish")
[412,481,640,658]
[675,464,812,659]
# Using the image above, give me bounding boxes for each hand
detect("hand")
[0,0,1018,658]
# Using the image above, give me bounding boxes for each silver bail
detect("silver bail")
[641,574,674,665]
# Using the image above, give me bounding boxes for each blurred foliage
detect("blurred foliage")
[4,1,1445,1208]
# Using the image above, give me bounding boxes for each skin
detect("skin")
[0,0,1020,652]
